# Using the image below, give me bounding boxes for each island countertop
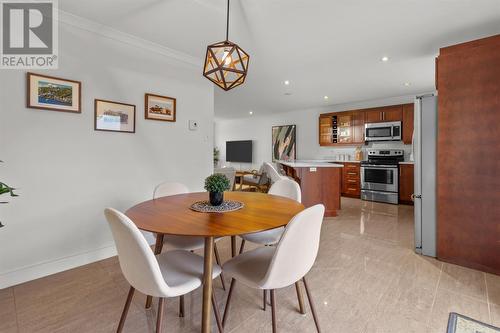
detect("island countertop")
[278,160,344,168]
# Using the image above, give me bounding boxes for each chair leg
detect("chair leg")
[222,278,236,327]
[116,287,135,333]
[263,290,267,311]
[156,298,165,333]
[239,239,246,254]
[302,277,321,333]
[213,244,226,291]
[270,289,277,333]
[212,291,224,333]
[179,295,184,317]
[295,282,306,314]
[146,234,164,309]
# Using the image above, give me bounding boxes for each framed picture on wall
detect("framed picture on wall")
[145,93,176,122]
[27,72,81,113]
[272,125,296,162]
[94,99,136,133]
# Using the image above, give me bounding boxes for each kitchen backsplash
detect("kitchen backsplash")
[316,141,413,162]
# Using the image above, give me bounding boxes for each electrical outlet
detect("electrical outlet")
[189,120,199,131]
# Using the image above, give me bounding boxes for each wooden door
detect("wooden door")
[437,34,500,275]
[342,163,360,197]
[402,103,414,144]
[382,105,403,122]
[399,164,414,204]
[365,109,383,123]
[319,116,332,146]
[337,113,353,144]
[352,111,365,144]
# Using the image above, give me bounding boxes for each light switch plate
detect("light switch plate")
[189,120,199,131]
[309,167,317,172]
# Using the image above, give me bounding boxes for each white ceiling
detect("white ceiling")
[60,0,500,119]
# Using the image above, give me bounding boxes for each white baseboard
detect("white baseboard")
[0,245,117,289]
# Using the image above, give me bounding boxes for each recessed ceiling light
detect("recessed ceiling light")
[249,111,253,115]
[404,82,411,87]
[324,95,329,100]
[381,56,389,62]
[284,80,290,85]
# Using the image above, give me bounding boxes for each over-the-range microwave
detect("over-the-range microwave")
[365,121,402,142]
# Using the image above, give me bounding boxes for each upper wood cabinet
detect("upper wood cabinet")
[352,111,365,143]
[364,105,402,123]
[319,104,409,146]
[318,111,364,146]
[319,115,333,145]
[402,103,414,144]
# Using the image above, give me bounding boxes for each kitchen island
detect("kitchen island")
[279,161,343,217]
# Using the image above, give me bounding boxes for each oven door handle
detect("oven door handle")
[361,165,398,169]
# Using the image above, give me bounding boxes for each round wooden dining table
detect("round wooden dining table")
[126,191,304,333]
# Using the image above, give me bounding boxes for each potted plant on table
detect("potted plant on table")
[204,173,230,206]
[0,161,18,228]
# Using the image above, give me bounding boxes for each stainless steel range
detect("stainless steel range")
[360,149,404,204]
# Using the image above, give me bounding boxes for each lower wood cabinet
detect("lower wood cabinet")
[399,164,414,204]
[341,162,361,198]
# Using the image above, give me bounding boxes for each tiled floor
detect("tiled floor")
[2,197,499,332]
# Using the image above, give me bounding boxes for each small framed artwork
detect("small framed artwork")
[27,72,81,113]
[145,93,176,122]
[272,124,297,162]
[94,99,136,133]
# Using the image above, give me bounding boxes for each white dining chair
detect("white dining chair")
[104,208,224,333]
[214,167,237,191]
[221,204,325,333]
[143,182,227,312]
[238,178,301,253]
[263,162,284,184]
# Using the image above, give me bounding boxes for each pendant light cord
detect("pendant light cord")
[226,0,230,41]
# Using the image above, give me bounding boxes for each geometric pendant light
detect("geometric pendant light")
[203,0,250,91]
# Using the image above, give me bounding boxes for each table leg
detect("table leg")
[231,236,236,257]
[202,236,215,333]
[146,233,164,309]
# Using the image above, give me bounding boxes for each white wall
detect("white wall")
[0,16,214,288]
[215,95,418,170]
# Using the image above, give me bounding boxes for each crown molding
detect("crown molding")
[58,10,202,68]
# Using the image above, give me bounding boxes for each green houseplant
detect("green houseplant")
[204,173,230,206]
[0,161,18,228]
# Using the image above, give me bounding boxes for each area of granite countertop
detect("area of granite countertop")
[278,160,344,168]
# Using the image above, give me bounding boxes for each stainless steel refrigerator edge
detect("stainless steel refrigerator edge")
[414,94,437,257]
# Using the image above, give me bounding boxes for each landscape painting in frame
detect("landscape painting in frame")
[94,99,136,133]
[272,125,296,162]
[27,73,81,113]
[145,93,176,122]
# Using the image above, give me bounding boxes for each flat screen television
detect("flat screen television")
[226,140,252,163]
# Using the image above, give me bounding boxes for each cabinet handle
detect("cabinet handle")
[383,111,385,120]
[347,179,356,183]
[347,172,357,175]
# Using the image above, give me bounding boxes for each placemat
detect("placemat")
[190,200,244,213]
[447,312,500,333]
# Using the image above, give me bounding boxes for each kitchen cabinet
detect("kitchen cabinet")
[318,111,364,146]
[319,115,333,145]
[341,162,361,198]
[402,103,414,144]
[364,105,402,123]
[352,111,365,143]
[436,34,500,275]
[399,164,414,204]
[319,104,409,146]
